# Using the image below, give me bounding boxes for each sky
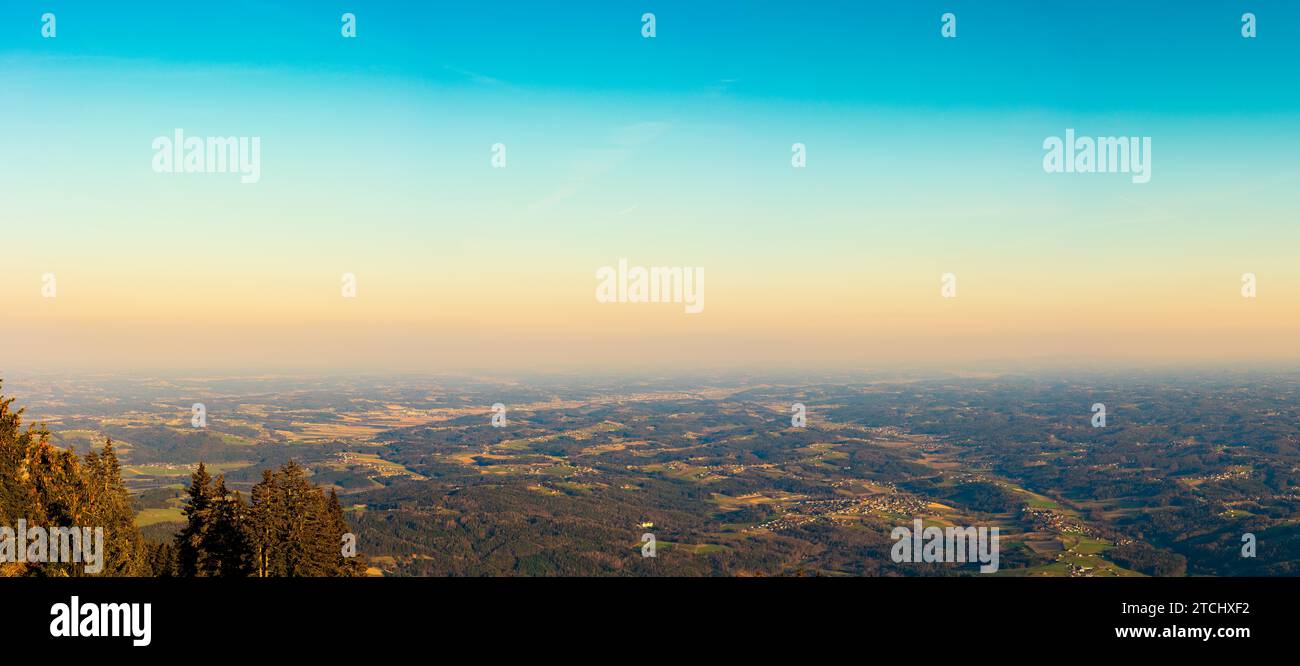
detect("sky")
[2,1,1299,374]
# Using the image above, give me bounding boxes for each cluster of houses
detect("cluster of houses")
[1185,468,1251,484]
[752,492,932,532]
[333,451,422,480]
[1059,559,1098,577]
[1022,507,1096,536]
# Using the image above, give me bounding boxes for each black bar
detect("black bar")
[8,576,1288,654]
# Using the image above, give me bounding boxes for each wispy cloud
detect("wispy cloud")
[530,121,670,212]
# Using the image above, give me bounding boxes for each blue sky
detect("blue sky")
[2,2,1299,372]
[3,1,1298,111]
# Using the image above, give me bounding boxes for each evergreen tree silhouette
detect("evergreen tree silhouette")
[175,462,214,576]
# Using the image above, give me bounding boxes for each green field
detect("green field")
[135,507,185,527]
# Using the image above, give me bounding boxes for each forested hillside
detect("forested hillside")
[1,382,358,577]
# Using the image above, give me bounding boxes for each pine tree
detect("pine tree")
[175,462,214,576]
[277,460,317,576]
[146,541,176,576]
[82,440,147,575]
[247,468,278,577]
[0,389,42,535]
[206,475,252,576]
[328,489,365,577]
